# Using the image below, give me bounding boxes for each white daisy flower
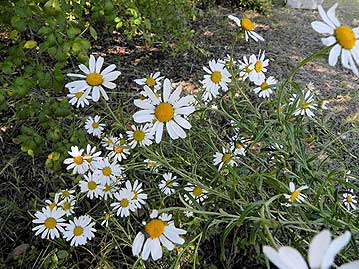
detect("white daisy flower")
[45,195,61,211]
[228,15,264,42]
[67,88,92,108]
[184,183,208,204]
[132,210,187,261]
[111,189,137,217]
[158,172,178,195]
[200,59,232,102]
[184,211,194,218]
[79,172,104,199]
[230,138,247,156]
[56,189,75,202]
[134,72,164,89]
[238,56,253,81]
[107,141,130,162]
[284,182,308,206]
[32,207,66,239]
[101,135,117,148]
[101,212,113,227]
[65,55,121,102]
[101,182,118,200]
[85,115,105,137]
[59,199,76,216]
[93,157,123,184]
[223,54,237,68]
[342,190,357,211]
[126,124,153,148]
[63,146,90,175]
[124,180,147,209]
[133,79,195,143]
[248,50,269,84]
[253,76,277,98]
[83,144,102,171]
[263,230,357,269]
[311,4,359,76]
[290,90,318,118]
[213,146,237,171]
[63,215,96,246]
[144,159,161,172]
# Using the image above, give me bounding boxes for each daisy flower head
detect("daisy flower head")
[284,182,308,206]
[101,212,113,227]
[63,215,96,246]
[342,190,357,211]
[263,230,355,269]
[135,72,164,89]
[124,180,147,209]
[144,159,161,172]
[67,88,92,108]
[45,195,61,211]
[101,182,118,200]
[63,146,90,175]
[200,59,232,102]
[290,90,318,118]
[223,54,237,68]
[311,4,359,76]
[107,136,130,162]
[126,123,153,148]
[133,79,195,143]
[253,76,277,98]
[111,189,137,217]
[56,189,75,202]
[248,50,269,84]
[184,183,208,204]
[132,210,187,261]
[93,157,123,184]
[101,135,117,148]
[66,55,121,102]
[79,172,104,199]
[230,138,248,156]
[59,199,76,217]
[228,15,264,42]
[83,144,102,171]
[238,56,253,81]
[158,172,178,195]
[213,146,237,171]
[85,115,105,137]
[32,207,66,239]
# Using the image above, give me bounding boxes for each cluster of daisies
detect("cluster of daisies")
[32,3,359,265]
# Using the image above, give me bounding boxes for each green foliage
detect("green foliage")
[200,0,272,12]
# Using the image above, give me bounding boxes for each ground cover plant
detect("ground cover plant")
[1,1,359,268]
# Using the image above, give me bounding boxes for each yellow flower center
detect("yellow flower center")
[241,18,254,31]
[73,156,84,165]
[87,181,97,190]
[75,92,83,99]
[236,143,243,149]
[254,61,263,73]
[86,72,103,86]
[260,82,269,91]
[120,198,129,208]
[92,122,99,128]
[347,196,353,203]
[148,161,157,168]
[155,102,174,122]
[335,25,356,50]
[104,184,112,192]
[193,186,203,197]
[114,146,123,153]
[102,166,112,176]
[44,217,57,229]
[145,219,166,239]
[104,214,111,221]
[290,190,300,202]
[300,101,310,110]
[166,180,173,187]
[245,65,252,74]
[62,201,71,211]
[119,138,126,145]
[85,155,93,163]
[73,226,84,236]
[133,130,145,142]
[145,77,156,87]
[49,202,57,210]
[210,71,222,84]
[222,153,232,163]
[62,191,70,198]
